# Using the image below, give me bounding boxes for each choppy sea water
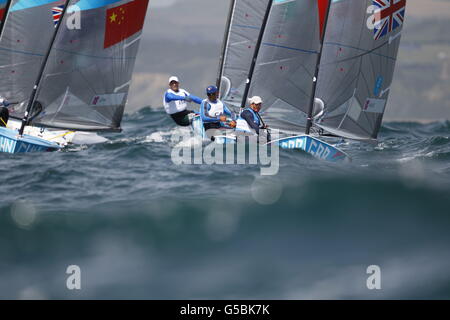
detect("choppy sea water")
[1,108,450,299]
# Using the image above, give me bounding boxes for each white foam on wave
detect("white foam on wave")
[143,127,200,147]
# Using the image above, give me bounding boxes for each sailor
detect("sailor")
[200,85,236,130]
[164,76,202,126]
[235,96,268,136]
[0,96,10,127]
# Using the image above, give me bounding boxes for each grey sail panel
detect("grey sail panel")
[0,0,64,118]
[32,0,149,131]
[219,0,271,108]
[316,0,406,140]
[247,0,325,133]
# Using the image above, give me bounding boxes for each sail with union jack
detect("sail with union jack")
[52,4,64,27]
[316,0,407,141]
[373,0,406,40]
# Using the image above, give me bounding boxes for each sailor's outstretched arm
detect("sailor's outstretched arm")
[165,92,187,103]
[189,95,202,105]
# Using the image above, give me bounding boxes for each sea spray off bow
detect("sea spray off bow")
[171,129,280,176]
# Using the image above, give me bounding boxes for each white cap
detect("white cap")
[249,96,263,105]
[169,76,179,84]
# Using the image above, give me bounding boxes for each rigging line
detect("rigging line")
[343,111,373,137]
[340,46,365,123]
[228,40,252,47]
[264,94,306,117]
[322,40,396,65]
[114,81,131,93]
[261,42,319,55]
[49,130,74,140]
[339,61,373,137]
[300,61,315,80]
[233,24,260,30]
[337,88,356,129]
[77,68,100,96]
[326,60,360,109]
[53,48,136,60]
[257,57,295,67]
[359,70,376,133]
[285,76,313,103]
[0,47,45,57]
[368,48,377,84]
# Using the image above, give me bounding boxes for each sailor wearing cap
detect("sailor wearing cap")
[164,76,202,126]
[200,85,236,131]
[235,96,268,135]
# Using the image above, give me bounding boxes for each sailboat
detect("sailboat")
[193,0,406,163]
[0,0,149,153]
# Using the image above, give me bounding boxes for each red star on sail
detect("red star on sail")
[104,0,149,49]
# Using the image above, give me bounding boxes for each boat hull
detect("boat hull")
[191,116,351,162]
[191,115,236,144]
[271,135,351,162]
[0,127,61,154]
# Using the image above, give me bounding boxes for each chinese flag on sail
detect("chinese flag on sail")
[104,0,149,49]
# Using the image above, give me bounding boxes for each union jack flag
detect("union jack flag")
[373,0,406,40]
[52,5,64,27]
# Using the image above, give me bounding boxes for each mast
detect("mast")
[305,0,332,135]
[240,0,272,108]
[19,0,71,136]
[216,0,236,91]
[0,0,13,37]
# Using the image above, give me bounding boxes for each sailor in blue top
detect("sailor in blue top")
[236,96,268,135]
[0,96,10,127]
[164,76,202,126]
[200,85,236,131]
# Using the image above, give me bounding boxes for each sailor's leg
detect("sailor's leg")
[203,123,222,140]
[0,107,9,127]
[170,110,192,126]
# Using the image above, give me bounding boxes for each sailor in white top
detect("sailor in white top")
[200,85,236,131]
[163,76,202,126]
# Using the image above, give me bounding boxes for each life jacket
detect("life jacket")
[235,107,261,134]
[205,99,225,118]
[163,89,189,115]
